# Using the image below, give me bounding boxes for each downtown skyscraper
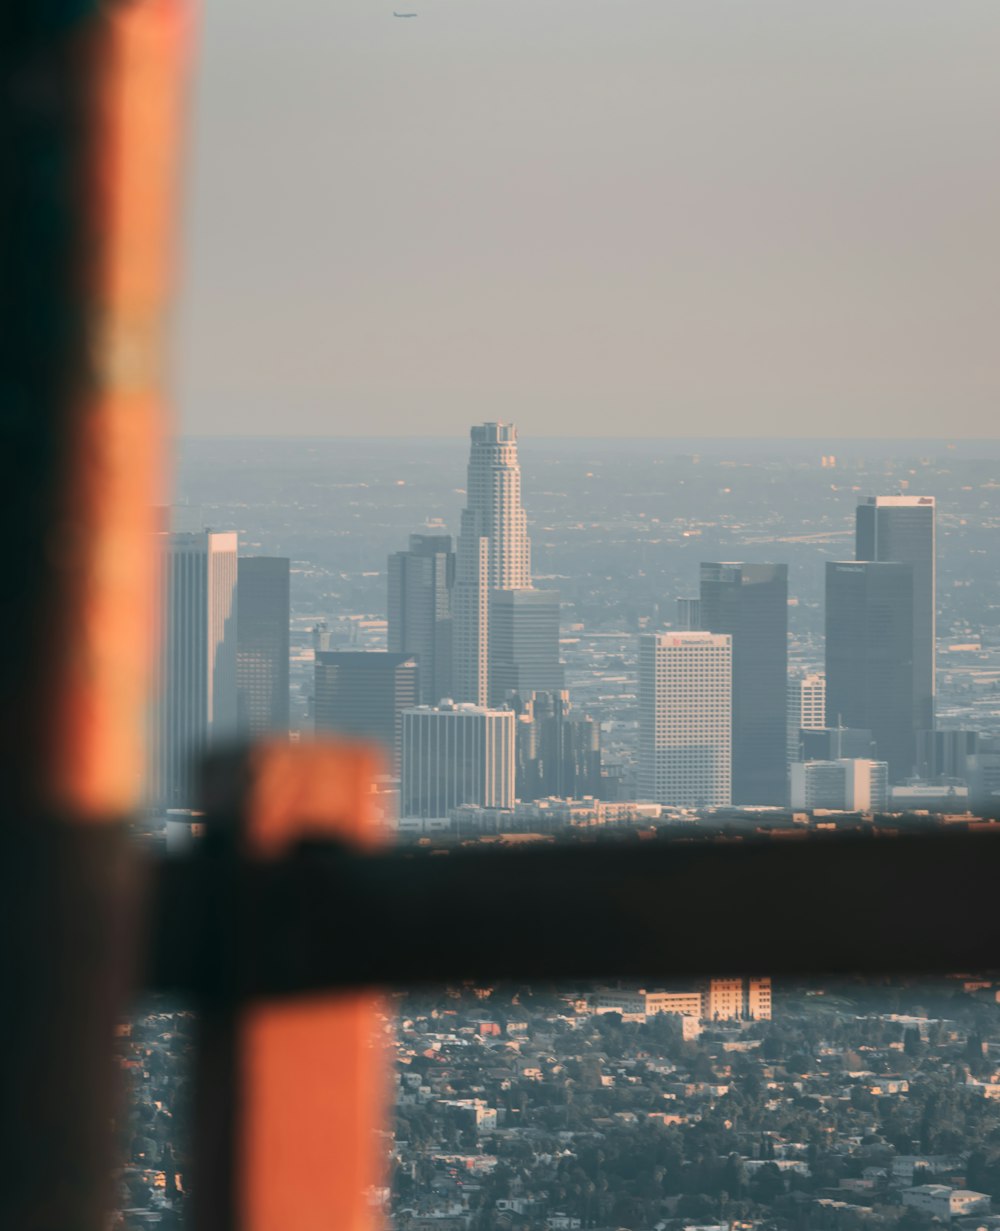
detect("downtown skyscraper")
[314,651,419,773]
[152,530,239,809]
[856,495,936,736]
[488,587,564,704]
[388,534,455,705]
[699,562,788,804]
[825,560,916,781]
[512,690,603,802]
[787,671,826,765]
[452,423,561,706]
[236,556,290,737]
[401,701,516,819]
[638,632,732,808]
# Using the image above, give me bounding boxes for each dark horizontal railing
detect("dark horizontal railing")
[148,826,1000,997]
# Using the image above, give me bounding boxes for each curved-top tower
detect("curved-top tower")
[452,423,531,705]
[464,422,530,588]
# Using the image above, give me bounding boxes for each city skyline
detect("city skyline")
[160,427,996,816]
[140,428,1000,1231]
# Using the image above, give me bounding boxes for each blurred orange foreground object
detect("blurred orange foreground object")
[227,740,390,1231]
[49,0,194,819]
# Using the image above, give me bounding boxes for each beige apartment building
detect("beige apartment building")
[591,977,771,1023]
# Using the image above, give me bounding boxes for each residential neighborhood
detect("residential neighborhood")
[385,978,1000,1231]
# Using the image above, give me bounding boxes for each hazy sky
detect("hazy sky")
[175,1,1000,438]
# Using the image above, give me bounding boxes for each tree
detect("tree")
[676,1193,716,1220]
[749,1162,785,1204]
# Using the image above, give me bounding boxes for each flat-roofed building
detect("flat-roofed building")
[644,991,707,1018]
[700,563,788,805]
[787,671,826,764]
[152,530,239,809]
[789,758,888,812]
[401,701,515,819]
[590,981,770,1022]
[639,631,732,807]
[488,587,564,705]
[676,596,701,631]
[236,556,290,737]
[918,728,979,782]
[800,726,874,762]
[856,495,936,736]
[825,560,916,780]
[388,533,454,706]
[705,977,745,1022]
[314,650,419,773]
[747,977,772,1020]
[901,1185,990,1221]
[705,977,772,1022]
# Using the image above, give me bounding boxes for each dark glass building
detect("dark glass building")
[675,597,701,631]
[487,587,564,707]
[825,561,916,781]
[313,651,419,773]
[917,728,979,782]
[236,556,290,738]
[387,534,454,706]
[800,726,874,762]
[856,496,935,734]
[511,691,603,802]
[699,562,788,805]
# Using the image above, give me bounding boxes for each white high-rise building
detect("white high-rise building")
[401,702,515,819]
[152,530,239,809]
[638,632,732,807]
[452,423,534,705]
[789,758,888,812]
[464,423,531,590]
[787,671,826,764]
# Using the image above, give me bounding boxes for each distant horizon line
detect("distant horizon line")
[175,433,998,443]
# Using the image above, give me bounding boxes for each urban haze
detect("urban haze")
[123,431,1000,1230]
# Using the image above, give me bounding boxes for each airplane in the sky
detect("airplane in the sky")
[393,10,418,15]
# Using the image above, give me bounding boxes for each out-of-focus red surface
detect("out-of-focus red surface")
[239,741,389,1231]
[50,0,194,820]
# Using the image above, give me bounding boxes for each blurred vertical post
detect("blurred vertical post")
[0,0,191,1225]
[56,0,193,818]
[197,742,391,1231]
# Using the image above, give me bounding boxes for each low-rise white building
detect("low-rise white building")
[901,1184,990,1221]
[790,758,888,811]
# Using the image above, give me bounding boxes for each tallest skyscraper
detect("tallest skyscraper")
[452,423,529,705]
[452,423,561,706]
